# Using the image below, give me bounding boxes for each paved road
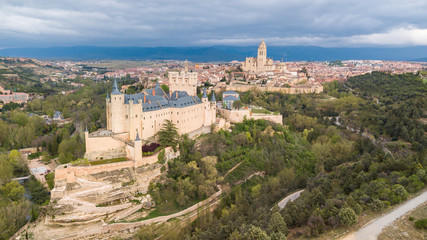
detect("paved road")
[342,190,427,240]
[277,190,304,209]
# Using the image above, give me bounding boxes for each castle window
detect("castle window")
[126,115,128,119]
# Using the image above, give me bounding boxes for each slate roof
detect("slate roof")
[211,92,216,102]
[223,91,239,94]
[111,78,122,95]
[113,81,203,112]
[223,95,239,101]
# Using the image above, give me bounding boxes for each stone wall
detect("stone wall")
[221,83,323,94]
[85,134,127,160]
[55,147,175,184]
[218,108,283,125]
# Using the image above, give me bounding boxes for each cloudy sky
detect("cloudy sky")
[1,0,427,48]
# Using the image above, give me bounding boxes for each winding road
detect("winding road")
[341,189,427,240]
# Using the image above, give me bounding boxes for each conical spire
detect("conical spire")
[211,91,216,102]
[202,87,208,98]
[106,91,110,99]
[135,131,141,141]
[112,77,121,94]
[85,126,88,132]
[155,80,160,88]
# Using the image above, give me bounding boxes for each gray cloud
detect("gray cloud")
[0,0,426,47]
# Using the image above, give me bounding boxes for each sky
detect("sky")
[1,0,427,48]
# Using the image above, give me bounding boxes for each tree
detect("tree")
[306,215,325,237]
[338,207,358,226]
[243,225,270,240]
[161,84,169,94]
[0,180,25,201]
[157,120,179,149]
[233,100,242,109]
[8,149,26,173]
[228,230,242,240]
[270,232,286,240]
[267,212,288,235]
[0,155,13,185]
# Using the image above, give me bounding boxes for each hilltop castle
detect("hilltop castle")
[241,39,287,73]
[84,69,216,162]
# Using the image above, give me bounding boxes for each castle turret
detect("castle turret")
[134,131,142,162]
[210,91,216,102]
[202,87,208,103]
[111,77,121,94]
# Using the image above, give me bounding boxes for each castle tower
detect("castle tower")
[169,61,198,96]
[109,78,126,134]
[257,39,267,68]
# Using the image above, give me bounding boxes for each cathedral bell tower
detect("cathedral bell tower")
[257,39,267,67]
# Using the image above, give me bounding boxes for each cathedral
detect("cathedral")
[84,69,216,162]
[241,39,286,73]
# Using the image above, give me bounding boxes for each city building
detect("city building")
[222,91,240,109]
[0,85,28,104]
[241,39,287,73]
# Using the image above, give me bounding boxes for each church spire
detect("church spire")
[135,131,141,141]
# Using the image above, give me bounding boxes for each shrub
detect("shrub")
[414,218,427,229]
[339,207,358,226]
[158,149,165,164]
[409,216,414,221]
[142,143,161,153]
[45,172,55,190]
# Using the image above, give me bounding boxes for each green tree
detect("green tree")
[0,155,13,185]
[161,84,169,94]
[233,100,242,109]
[228,230,242,240]
[267,212,288,235]
[270,232,286,240]
[243,225,270,240]
[338,207,358,226]
[45,172,55,190]
[157,120,179,149]
[0,180,25,201]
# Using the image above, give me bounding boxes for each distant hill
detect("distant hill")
[1,46,427,62]
[412,57,427,62]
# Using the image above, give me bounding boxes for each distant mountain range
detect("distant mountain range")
[1,46,427,62]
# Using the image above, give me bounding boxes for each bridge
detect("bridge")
[12,175,31,181]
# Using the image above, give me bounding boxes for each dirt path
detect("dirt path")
[235,171,265,185]
[341,189,427,240]
[224,161,243,178]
